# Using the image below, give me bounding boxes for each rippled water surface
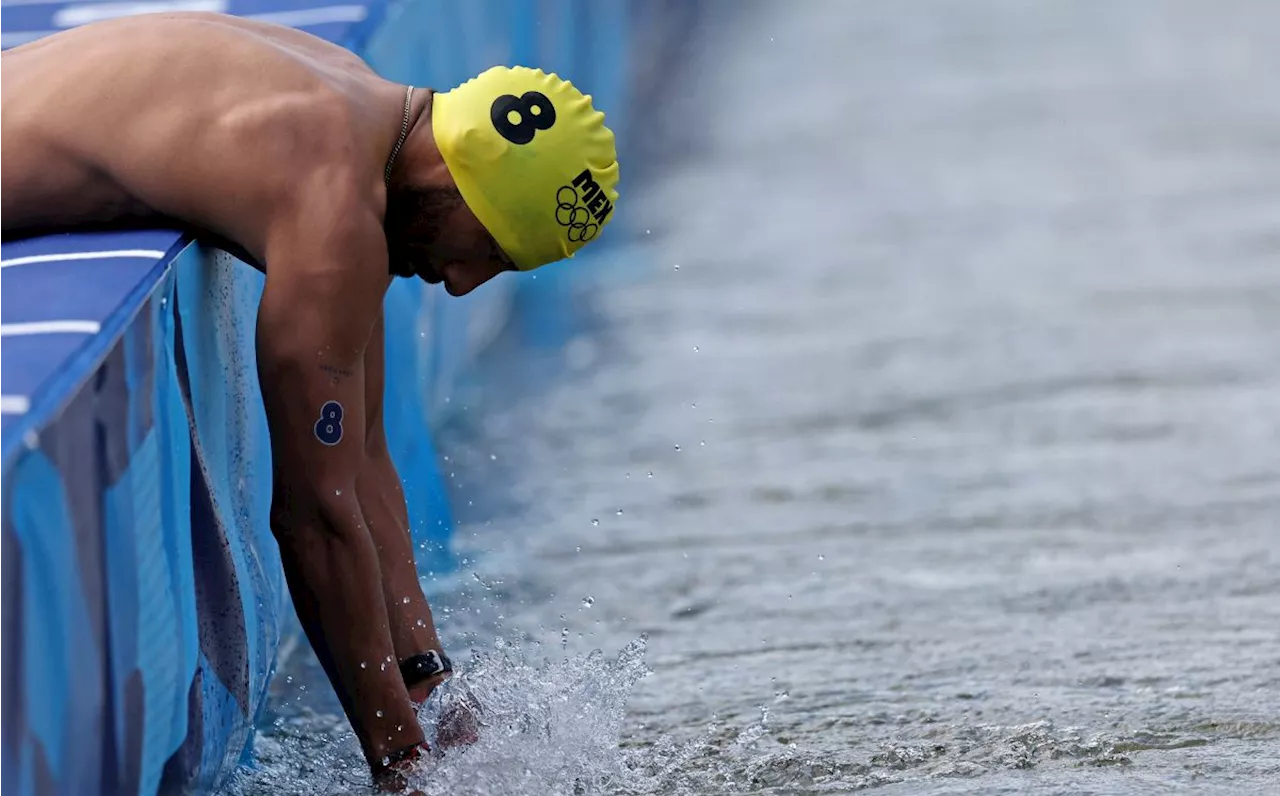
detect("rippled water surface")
[235,1,1280,793]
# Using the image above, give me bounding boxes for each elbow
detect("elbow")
[258,346,315,395]
[269,481,363,546]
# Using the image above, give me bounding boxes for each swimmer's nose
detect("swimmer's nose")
[444,279,473,297]
[442,261,504,297]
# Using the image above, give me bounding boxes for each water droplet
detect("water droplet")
[334,488,342,496]
[647,471,654,478]
[286,676,293,683]
[645,229,651,235]
[582,596,595,608]
[397,724,404,732]
[673,264,680,271]
[818,554,825,561]
[693,346,699,352]
[380,662,386,671]
[591,518,600,527]
[700,440,706,446]
[490,453,497,461]
[376,710,384,718]
[674,444,681,451]
[615,509,623,516]
[381,756,390,767]
[402,596,410,604]
[575,546,582,553]
[360,661,367,669]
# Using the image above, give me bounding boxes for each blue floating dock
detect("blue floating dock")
[1,234,182,443]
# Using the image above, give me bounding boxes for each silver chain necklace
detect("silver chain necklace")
[384,85,414,187]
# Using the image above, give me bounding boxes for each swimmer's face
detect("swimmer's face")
[385,186,516,296]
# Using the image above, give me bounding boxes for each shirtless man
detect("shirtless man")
[1,11,619,790]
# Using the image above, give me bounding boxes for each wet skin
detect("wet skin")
[3,11,508,775]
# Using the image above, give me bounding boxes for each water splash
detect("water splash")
[224,633,813,796]
[229,634,1183,795]
[228,636,716,796]
[402,636,652,795]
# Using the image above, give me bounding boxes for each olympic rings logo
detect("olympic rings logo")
[555,185,599,243]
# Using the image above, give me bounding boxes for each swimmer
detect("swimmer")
[1,12,618,792]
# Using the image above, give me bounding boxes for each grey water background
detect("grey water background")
[234,1,1280,793]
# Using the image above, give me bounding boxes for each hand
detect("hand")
[372,743,429,794]
[434,689,482,750]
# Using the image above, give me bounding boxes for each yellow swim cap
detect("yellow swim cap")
[432,66,619,270]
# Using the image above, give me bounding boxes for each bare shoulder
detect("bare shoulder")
[148,80,383,265]
[3,13,392,261]
[260,160,389,286]
[258,184,390,357]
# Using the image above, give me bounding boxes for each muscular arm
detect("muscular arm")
[359,313,411,535]
[357,313,450,697]
[256,192,422,762]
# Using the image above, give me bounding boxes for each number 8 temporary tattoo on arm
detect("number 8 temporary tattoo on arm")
[314,400,344,446]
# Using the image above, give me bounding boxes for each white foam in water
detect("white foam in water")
[224,635,774,796]
[406,636,651,795]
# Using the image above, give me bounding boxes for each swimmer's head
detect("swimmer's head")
[432,66,620,271]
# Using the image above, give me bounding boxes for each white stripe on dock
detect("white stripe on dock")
[53,0,226,28]
[2,4,368,48]
[0,396,32,415]
[1,249,167,268]
[246,5,367,27]
[0,320,103,336]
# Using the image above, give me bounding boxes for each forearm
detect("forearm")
[358,452,412,548]
[271,496,422,758]
[273,499,389,653]
[356,451,447,680]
